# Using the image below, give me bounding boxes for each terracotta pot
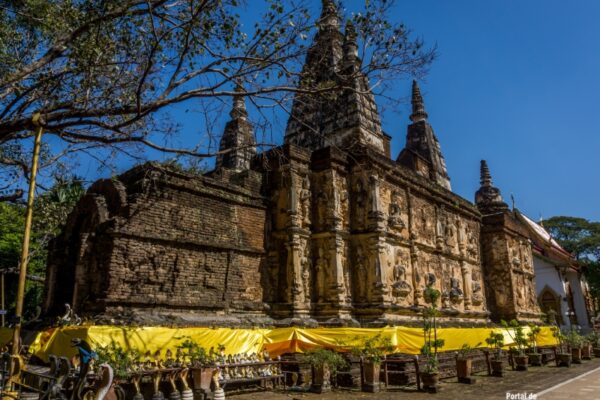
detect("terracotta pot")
[582,344,593,360]
[557,353,572,367]
[420,371,439,392]
[361,360,380,393]
[594,347,600,358]
[456,358,472,379]
[514,355,529,371]
[491,360,504,377]
[528,353,543,367]
[190,367,215,395]
[310,364,331,393]
[571,347,582,364]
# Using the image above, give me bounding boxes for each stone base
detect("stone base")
[310,383,330,394]
[423,384,440,393]
[361,383,379,393]
[458,376,477,384]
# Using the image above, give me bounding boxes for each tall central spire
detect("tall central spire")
[283,0,386,154]
[319,0,340,30]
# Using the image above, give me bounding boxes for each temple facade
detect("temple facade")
[43,1,545,327]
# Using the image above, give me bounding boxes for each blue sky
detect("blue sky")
[387,0,600,221]
[69,0,600,221]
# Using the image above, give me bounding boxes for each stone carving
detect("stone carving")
[444,215,456,248]
[299,176,311,227]
[391,253,412,298]
[354,178,367,228]
[300,241,311,303]
[388,191,405,230]
[355,245,369,301]
[315,246,330,302]
[449,277,463,304]
[436,209,445,249]
[471,281,484,306]
[466,225,478,259]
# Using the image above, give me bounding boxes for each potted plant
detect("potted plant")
[552,328,572,367]
[350,334,393,393]
[485,331,505,377]
[546,310,572,367]
[564,329,584,364]
[455,343,480,384]
[304,348,347,393]
[96,340,141,380]
[526,324,543,366]
[177,339,215,397]
[420,285,445,392]
[581,336,593,360]
[587,331,600,357]
[501,319,528,371]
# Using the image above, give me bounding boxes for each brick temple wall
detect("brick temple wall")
[43,163,268,324]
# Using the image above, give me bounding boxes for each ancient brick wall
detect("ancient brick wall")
[44,163,267,324]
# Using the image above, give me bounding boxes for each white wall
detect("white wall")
[566,270,590,328]
[533,256,571,328]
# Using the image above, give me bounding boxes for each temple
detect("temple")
[43,0,571,327]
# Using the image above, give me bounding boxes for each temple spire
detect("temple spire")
[397,80,451,190]
[230,84,247,120]
[319,0,340,30]
[480,160,493,187]
[343,20,358,68]
[475,160,508,214]
[215,85,255,172]
[410,80,428,122]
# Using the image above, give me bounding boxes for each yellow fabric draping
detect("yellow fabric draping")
[0,325,559,362]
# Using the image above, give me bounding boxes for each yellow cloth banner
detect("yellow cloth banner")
[0,325,558,362]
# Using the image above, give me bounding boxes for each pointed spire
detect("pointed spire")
[410,80,428,122]
[319,0,340,31]
[475,160,508,214]
[343,20,358,67]
[230,84,247,120]
[215,83,255,172]
[480,160,493,187]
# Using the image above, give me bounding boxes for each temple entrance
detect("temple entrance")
[538,286,563,325]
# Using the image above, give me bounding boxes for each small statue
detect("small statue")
[153,350,164,369]
[262,349,271,361]
[449,277,463,304]
[58,303,82,326]
[165,349,174,368]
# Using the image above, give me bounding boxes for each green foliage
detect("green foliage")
[304,348,347,377]
[349,334,394,364]
[501,319,528,355]
[485,331,505,360]
[423,285,441,307]
[0,177,84,320]
[527,324,542,354]
[544,216,600,301]
[456,342,481,360]
[563,329,584,349]
[421,285,444,373]
[96,341,141,379]
[586,331,600,347]
[176,339,211,367]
